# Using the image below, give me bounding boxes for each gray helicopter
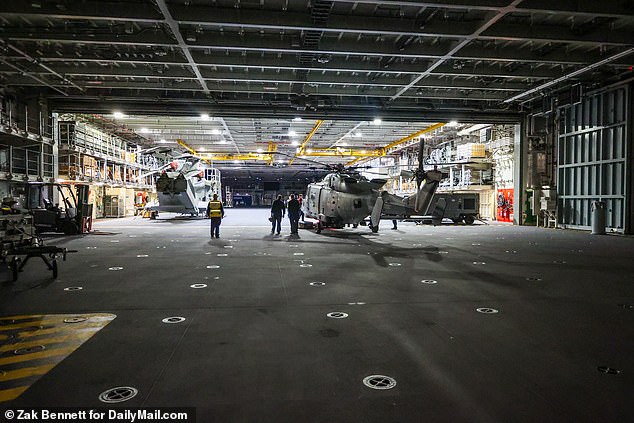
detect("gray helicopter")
[303,140,444,233]
[142,155,221,218]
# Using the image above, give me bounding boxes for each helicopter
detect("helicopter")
[142,155,221,219]
[302,140,444,233]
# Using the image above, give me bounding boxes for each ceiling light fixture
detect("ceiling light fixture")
[291,141,299,146]
[113,112,126,119]
[288,130,297,136]
[256,148,263,153]
[373,118,382,125]
[140,127,149,134]
[448,120,459,127]
[211,129,221,135]
[293,117,303,121]
[200,113,210,120]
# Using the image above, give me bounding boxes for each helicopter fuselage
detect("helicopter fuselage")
[304,172,386,228]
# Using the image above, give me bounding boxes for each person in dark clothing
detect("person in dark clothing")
[287,194,301,234]
[392,219,398,230]
[206,193,225,238]
[270,194,285,235]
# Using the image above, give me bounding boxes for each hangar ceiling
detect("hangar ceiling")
[1,0,633,122]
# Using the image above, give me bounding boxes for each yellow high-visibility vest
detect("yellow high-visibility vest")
[208,200,222,218]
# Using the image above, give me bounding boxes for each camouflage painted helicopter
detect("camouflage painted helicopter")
[303,140,444,233]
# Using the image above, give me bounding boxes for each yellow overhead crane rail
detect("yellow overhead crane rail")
[290,119,324,165]
[177,122,445,166]
[344,122,446,167]
[177,139,277,163]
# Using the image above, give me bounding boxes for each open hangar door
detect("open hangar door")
[525,81,633,234]
[556,85,630,233]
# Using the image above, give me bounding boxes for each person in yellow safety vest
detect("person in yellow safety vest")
[206,193,225,239]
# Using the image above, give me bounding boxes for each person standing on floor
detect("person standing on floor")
[207,193,225,238]
[270,194,285,235]
[287,194,301,234]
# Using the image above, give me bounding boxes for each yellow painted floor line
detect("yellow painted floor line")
[17,324,104,339]
[0,335,76,353]
[0,364,56,383]
[0,386,28,403]
[0,317,78,331]
[0,334,7,341]
[0,346,77,366]
[0,315,44,321]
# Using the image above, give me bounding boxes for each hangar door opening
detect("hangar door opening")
[557,86,628,232]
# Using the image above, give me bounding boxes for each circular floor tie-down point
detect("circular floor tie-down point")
[64,317,87,323]
[136,254,148,258]
[64,286,83,291]
[388,263,401,267]
[99,386,138,403]
[421,279,438,284]
[300,263,313,268]
[309,282,325,286]
[14,345,46,355]
[473,261,486,265]
[598,366,622,375]
[206,265,220,269]
[190,283,207,289]
[108,267,123,271]
[476,307,499,314]
[162,316,186,324]
[326,312,348,319]
[526,277,542,281]
[363,375,397,390]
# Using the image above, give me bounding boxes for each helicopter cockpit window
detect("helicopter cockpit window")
[353,199,362,208]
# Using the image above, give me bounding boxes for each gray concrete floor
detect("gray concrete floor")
[2,208,633,422]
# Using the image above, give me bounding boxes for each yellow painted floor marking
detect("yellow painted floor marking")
[0,315,44,321]
[0,364,56,382]
[0,346,78,366]
[0,335,76,353]
[17,323,105,339]
[0,313,116,403]
[0,386,28,402]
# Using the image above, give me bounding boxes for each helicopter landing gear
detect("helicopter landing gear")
[368,220,379,233]
[316,222,322,234]
[353,223,358,228]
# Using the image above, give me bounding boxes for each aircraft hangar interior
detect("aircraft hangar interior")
[0,1,633,422]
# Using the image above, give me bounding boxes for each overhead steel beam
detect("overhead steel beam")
[6,79,514,101]
[0,58,69,96]
[503,47,634,103]
[391,0,525,101]
[332,0,634,18]
[47,96,522,123]
[0,66,528,91]
[171,6,632,46]
[4,30,609,66]
[3,42,84,92]
[0,1,162,23]
[5,53,569,80]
